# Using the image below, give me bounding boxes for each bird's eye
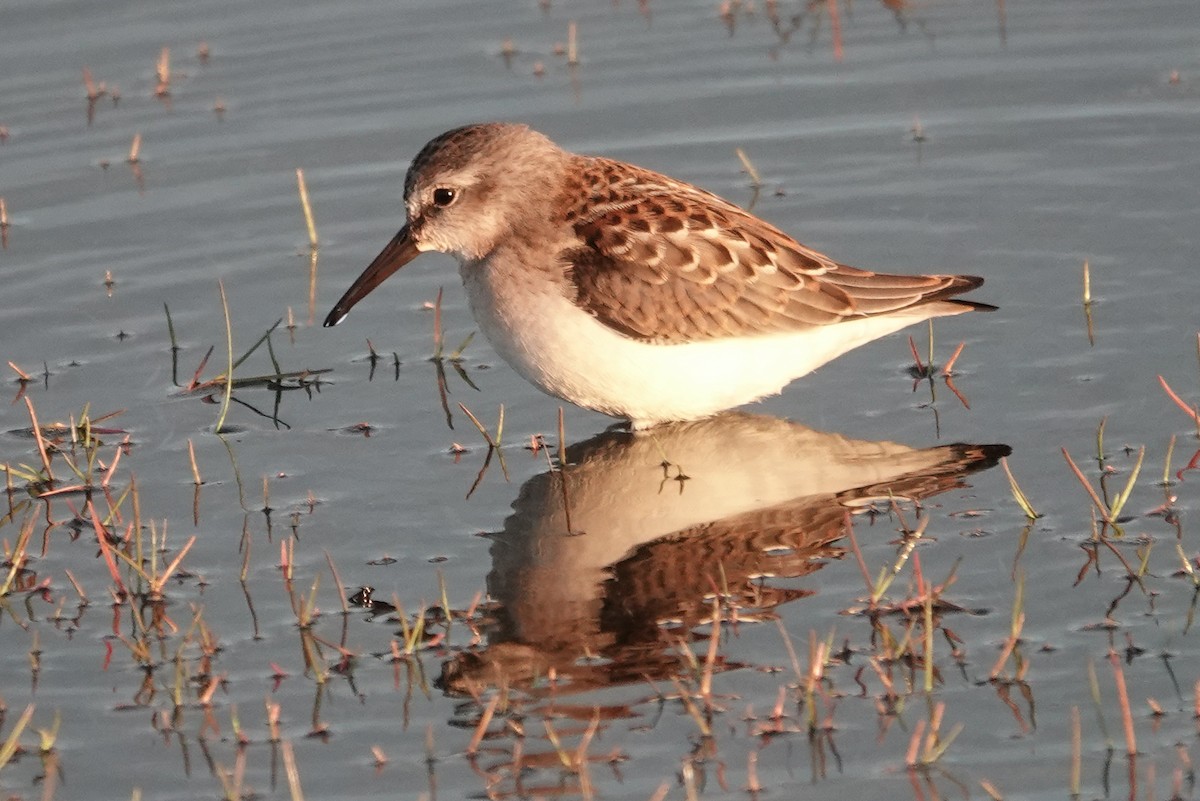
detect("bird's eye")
[432,187,457,207]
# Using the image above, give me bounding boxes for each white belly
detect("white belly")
[461,260,949,427]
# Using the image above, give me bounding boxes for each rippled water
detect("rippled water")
[2,0,1199,798]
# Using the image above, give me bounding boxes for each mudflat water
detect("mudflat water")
[2,0,1199,799]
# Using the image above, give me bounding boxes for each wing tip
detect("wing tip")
[933,274,995,312]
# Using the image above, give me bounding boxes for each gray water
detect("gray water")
[2,0,1199,798]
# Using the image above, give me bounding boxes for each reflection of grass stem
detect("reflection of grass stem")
[1108,650,1136,757]
[1086,659,1113,749]
[989,570,1026,680]
[1070,705,1082,795]
[280,739,306,801]
[923,576,934,693]
[430,287,474,362]
[466,695,499,755]
[0,513,34,595]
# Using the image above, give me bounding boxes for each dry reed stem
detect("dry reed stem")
[127,133,141,163]
[23,397,55,481]
[567,21,578,65]
[457,403,498,448]
[83,67,100,98]
[296,169,319,248]
[214,279,234,433]
[941,341,967,375]
[101,437,127,486]
[187,439,202,485]
[155,47,170,94]
[908,335,926,373]
[0,514,34,595]
[0,704,35,770]
[88,501,127,596]
[773,618,803,683]
[735,147,762,188]
[324,550,349,614]
[63,569,88,604]
[1061,447,1112,520]
[1159,375,1200,426]
[1162,434,1177,485]
[1000,457,1040,519]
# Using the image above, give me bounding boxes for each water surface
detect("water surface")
[2,0,1199,798]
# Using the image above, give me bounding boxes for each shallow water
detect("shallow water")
[2,0,1200,798]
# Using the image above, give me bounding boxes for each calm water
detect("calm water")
[2,0,1199,798]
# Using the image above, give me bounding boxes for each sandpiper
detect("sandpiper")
[325,123,993,428]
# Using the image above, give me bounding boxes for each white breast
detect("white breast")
[460,258,954,427]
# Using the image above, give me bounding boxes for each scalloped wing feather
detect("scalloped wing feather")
[562,157,981,344]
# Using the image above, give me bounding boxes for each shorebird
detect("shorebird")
[325,123,993,428]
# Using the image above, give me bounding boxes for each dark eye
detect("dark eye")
[432,187,457,207]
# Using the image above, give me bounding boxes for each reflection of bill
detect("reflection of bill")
[439,412,1009,699]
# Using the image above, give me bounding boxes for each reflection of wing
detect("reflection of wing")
[562,157,988,344]
[438,414,1009,701]
[606,441,1009,629]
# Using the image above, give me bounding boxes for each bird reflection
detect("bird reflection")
[439,412,1008,700]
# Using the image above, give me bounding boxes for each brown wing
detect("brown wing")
[560,157,985,344]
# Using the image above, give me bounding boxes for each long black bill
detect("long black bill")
[323,225,421,327]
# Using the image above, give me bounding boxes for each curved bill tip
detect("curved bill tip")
[322,225,420,327]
